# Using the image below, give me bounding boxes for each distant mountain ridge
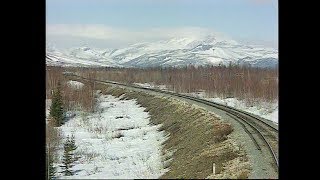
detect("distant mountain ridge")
[46,35,278,68]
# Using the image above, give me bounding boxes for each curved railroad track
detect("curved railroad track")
[66,74,279,170]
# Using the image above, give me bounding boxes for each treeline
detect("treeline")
[69,64,278,102]
[51,64,278,102]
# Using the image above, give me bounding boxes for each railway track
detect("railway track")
[66,74,279,170]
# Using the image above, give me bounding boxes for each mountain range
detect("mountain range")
[46,35,278,68]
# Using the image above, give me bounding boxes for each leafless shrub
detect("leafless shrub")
[46,66,96,113]
[112,131,124,139]
[46,120,63,161]
[237,170,250,179]
[213,123,233,137]
[117,126,135,131]
[76,151,100,162]
[88,125,105,135]
[70,65,278,102]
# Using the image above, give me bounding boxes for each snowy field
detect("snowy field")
[47,93,168,179]
[208,97,278,124]
[186,91,278,124]
[133,83,278,124]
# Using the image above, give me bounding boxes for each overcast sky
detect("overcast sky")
[46,0,278,49]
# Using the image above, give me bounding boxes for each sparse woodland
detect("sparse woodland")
[46,66,96,112]
[65,64,278,103]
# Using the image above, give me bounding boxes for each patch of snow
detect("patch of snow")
[54,94,168,179]
[183,92,278,124]
[208,97,278,124]
[46,99,52,124]
[184,91,206,99]
[158,85,168,90]
[133,82,155,89]
[67,80,84,90]
[133,82,168,90]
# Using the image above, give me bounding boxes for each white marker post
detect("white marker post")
[47,144,49,180]
[212,163,216,175]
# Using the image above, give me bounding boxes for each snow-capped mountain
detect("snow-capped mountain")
[46,44,119,67]
[46,35,278,68]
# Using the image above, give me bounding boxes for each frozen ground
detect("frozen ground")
[46,93,168,179]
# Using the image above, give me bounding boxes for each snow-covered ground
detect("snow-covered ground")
[133,82,155,89]
[46,99,51,124]
[67,80,84,90]
[209,97,278,124]
[186,91,278,124]
[133,82,168,90]
[47,93,168,179]
[132,83,278,124]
